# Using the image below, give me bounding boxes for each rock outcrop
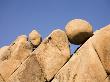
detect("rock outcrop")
[52,38,109,82]
[91,25,110,75]
[52,24,110,82]
[0,35,33,81]
[2,29,70,82]
[32,29,70,81]
[0,19,110,82]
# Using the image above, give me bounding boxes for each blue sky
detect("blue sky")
[0,0,110,53]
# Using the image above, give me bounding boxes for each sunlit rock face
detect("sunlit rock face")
[65,19,93,45]
[0,19,110,82]
[29,30,42,47]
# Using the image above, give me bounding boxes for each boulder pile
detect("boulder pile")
[0,19,110,82]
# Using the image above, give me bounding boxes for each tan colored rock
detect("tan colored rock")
[0,46,10,63]
[52,38,108,82]
[0,24,110,82]
[91,24,110,74]
[52,25,110,82]
[29,30,42,46]
[32,29,70,81]
[105,75,110,82]
[0,35,32,81]
[5,29,70,82]
[0,74,5,82]
[65,19,93,45]
[7,55,45,82]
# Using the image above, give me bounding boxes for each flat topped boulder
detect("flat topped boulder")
[65,19,93,45]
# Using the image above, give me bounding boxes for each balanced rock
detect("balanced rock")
[1,21,110,82]
[29,30,42,46]
[52,24,110,82]
[65,19,93,45]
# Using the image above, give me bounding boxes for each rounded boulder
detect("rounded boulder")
[65,19,93,45]
[29,30,42,46]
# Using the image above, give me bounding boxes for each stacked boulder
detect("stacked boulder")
[0,19,110,82]
[65,19,93,45]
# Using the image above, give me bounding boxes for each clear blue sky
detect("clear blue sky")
[0,0,110,53]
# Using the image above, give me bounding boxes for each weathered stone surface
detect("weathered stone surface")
[105,75,110,82]
[91,25,110,74]
[52,24,110,82]
[0,23,110,82]
[52,38,108,82]
[29,30,42,46]
[7,55,45,82]
[4,29,70,82]
[32,29,71,81]
[0,46,10,63]
[65,19,93,45]
[0,35,32,81]
[0,74,5,82]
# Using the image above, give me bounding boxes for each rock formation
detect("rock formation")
[0,19,110,82]
[29,30,42,47]
[65,19,93,45]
